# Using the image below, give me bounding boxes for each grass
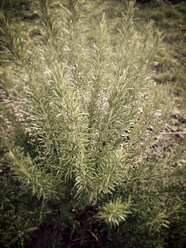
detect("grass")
[136,0,186,106]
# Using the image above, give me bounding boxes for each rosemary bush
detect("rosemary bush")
[0,0,185,247]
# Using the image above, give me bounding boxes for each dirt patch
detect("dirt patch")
[148,108,186,159]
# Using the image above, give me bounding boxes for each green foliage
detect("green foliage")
[0,0,185,247]
[97,196,132,227]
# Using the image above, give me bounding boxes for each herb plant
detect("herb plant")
[0,1,185,247]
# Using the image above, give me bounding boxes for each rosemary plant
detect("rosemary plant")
[0,0,185,247]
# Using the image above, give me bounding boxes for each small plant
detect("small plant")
[0,0,185,247]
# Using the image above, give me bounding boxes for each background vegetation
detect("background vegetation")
[0,0,185,247]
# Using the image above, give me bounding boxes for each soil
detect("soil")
[148,107,186,159]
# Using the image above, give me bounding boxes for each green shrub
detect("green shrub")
[0,0,185,247]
